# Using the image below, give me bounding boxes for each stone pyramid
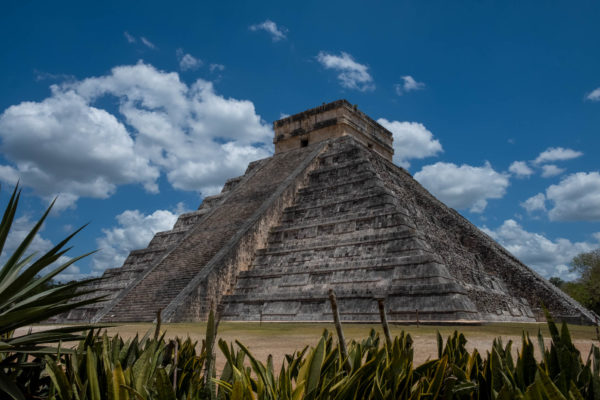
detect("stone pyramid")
[65,100,596,324]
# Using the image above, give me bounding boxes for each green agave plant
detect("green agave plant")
[33,309,600,399]
[3,185,600,400]
[0,185,105,400]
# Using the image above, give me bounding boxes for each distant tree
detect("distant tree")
[561,249,600,315]
[548,277,564,288]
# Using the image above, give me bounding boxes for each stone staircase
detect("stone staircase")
[62,182,241,322]
[221,137,479,322]
[94,142,325,322]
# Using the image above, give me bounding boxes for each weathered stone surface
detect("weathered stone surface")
[63,100,597,324]
[274,100,394,162]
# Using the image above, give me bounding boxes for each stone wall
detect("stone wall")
[273,100,394,162]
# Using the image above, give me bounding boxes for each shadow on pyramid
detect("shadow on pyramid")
[63,100,597,325]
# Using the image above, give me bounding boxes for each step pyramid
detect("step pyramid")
[64,100,596,324]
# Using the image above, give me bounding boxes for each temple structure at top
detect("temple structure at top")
[273,100,394,161]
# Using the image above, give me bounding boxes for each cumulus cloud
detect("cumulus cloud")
[91,209,178,275]
[176,49,202,71]
[394,75,425,95]
[0,87,159,210]
[533,147,583,164]
[249,20,287,41]
[482,219,599,279]
[541,164,565,178]
[140,37,156,49]
[414,162,509,213]
[0,62,273,209]
[316,51,375,92]
[0,215,84,281]
[508,161,534,178]
[546,172,600,221]
[377,119,442,168]
[586,87,600,101]
[520,193,546,213]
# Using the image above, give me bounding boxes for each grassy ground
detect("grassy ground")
[99,321,599,368]
[19,322,599,369]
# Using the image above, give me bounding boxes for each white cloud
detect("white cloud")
[140,37,156,49]
[586,87,600,101]
[540,164,565,178]
[533,147,583,164]
[377,119,442,168]
[0,87,159,210]
[414,161,509,213]
[521,193,546,213]
[546,172,600,221]
[508,161,534,178]
[316,51,375,92]
[209,63,225,73]
[0,215,84,282]
[249,20,287,41]
[482,219,599,280]
[394,75,425,95]
[0,62,273,209]
[176,49,202,71]
[124,31,136,43]
[91,209,178,275]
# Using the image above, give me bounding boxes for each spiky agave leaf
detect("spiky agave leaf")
[0,185,105,399]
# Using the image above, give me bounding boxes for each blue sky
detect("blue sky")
[0,0,599,281]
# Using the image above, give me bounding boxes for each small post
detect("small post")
[203,303,219,399]
[377,298,392,349]
[172,339,179,392]
[416,309,420,328]
[154,308,162,341]
[259,309,263,326]
[329,289,351,373]
[595,315,600,342]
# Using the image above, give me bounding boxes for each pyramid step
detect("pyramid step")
[147,229,188,248]
[271,208,412,234]
[172,210,212,230]
[258,232,431,258]
[224,282,469,302]
[240,257,448,280]
[221,289,478,322]
[265,226,420,253]
[281,191,398,222]
[198,193,226,210]
[307,159,374,183]
[249,253,443,271]
[297,171,377,197]
[234,274,456,295]
[289,185,390,210]
[253,250,433,276]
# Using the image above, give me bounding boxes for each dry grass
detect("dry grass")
[17,322,598,370]
[80,322,600,369]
